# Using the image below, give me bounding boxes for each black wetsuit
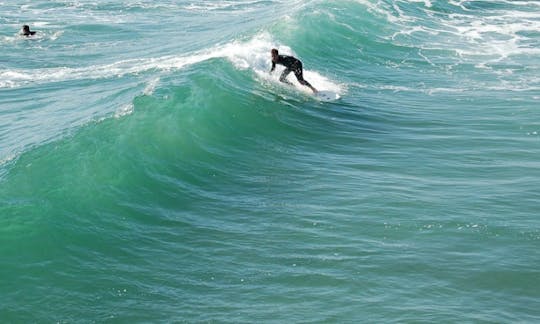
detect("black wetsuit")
[270,55,313,87]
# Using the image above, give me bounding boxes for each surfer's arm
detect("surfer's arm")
[270,61,276,73]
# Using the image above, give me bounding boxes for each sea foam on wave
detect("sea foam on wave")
[221,33,344,96]
[1,33,344,96]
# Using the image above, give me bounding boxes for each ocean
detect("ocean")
[1,0,539,322]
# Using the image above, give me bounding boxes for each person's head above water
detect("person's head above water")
[271,48,279,62]
[21,25,36,36]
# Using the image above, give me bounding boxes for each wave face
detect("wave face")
[1,0,539,322]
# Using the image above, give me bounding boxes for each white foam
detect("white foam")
[183,0,304,13]
[363,0,540,63]
[0,54,211,88]
[467,12,536,57]
[448,1,468,11]
[220,33,344,95]
[114,103,134,119]
[1,33,345,96]
[143,77,160,96]
[184,1,248,12]
[409,0,432,8]
[349,0,395,24]
[0,153,18,167]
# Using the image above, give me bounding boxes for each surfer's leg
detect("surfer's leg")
[294,66,317,93]
[279,68,293,85]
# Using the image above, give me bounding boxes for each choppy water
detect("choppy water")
[1,0,540,322]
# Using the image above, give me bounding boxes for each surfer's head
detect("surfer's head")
[271,48,279,62]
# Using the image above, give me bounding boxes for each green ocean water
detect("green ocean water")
[1,0,540,322]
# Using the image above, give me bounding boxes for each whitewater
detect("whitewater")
[1,0,539,322]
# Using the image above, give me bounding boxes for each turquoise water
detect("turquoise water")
[1,0,540,322]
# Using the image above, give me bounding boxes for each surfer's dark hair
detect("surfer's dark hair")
[271,48,278,55]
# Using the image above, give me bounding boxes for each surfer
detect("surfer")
[21,25,36,37]
[270,48,317,94]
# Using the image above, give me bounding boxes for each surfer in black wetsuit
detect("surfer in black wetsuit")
[270,48,317,94]
[21,25,36,37]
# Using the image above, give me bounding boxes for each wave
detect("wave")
[0,32,342,91]
[2,0,539,170]
[4,0,538,88]
[0,56,347,188]
[1,2,540,322]
[0,30,345,172]
[362,0,540,60]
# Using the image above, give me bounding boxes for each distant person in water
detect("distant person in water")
[270,48,317,94]
[21,25,36,36]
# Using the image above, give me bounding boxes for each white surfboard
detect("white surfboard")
[258,67,341,102]
[315,90,340,101]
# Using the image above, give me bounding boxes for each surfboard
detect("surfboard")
[315,90,340,101]
[260,69,341,102]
